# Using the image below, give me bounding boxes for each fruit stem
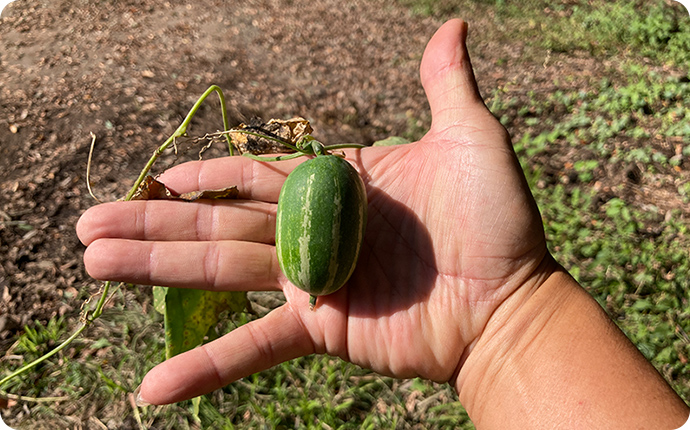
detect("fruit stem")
[309,295,317,311]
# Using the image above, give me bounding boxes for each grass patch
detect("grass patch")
[530,0,690,66]
[3,302,471,428]
[506,64,690,167]
[400,0,690,66]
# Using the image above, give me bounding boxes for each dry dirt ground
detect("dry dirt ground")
[0,0,688,427]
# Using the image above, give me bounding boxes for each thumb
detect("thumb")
[420,19,488,137]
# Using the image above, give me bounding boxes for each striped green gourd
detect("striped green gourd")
[275,154,367,308]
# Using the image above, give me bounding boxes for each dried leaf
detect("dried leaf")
[229,117,313,155]
[178,187,239,201]
[128,176,173,200]
[129,176,239,202]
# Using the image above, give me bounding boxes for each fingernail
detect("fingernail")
[133,384,150,407]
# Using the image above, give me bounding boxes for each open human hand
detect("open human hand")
[77,19,550,406]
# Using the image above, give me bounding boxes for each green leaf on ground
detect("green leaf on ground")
[153,287,247,359]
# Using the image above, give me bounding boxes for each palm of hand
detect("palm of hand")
[290,114,546,385]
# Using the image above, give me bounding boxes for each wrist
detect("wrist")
[456,256,689,429]
[455,258,573,424]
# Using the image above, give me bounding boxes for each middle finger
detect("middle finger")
[83,238,283,291]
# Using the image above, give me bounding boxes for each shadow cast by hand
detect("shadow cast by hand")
[344,157,437,318]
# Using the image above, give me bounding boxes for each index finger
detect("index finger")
[158,155,306,203]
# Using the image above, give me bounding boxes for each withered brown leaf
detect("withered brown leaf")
[228,117,313,155]
[129,175,239,202]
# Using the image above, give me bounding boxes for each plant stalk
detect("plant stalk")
[124,85,232,201]
[0,322,88,388]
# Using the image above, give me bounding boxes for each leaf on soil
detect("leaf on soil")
[128,175,239,201]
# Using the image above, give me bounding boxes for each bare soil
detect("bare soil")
[0,0,688,428]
